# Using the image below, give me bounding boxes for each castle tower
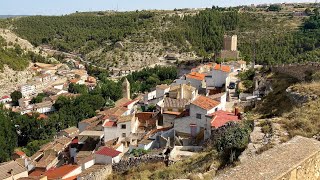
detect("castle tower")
[223,35,237,51]
[122,78,131,99]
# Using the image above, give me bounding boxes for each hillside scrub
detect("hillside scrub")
[8,8,320,66]
[281,82,320,138]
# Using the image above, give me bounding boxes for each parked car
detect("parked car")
[228,82,236,89]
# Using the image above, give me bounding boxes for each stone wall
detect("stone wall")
[112,155,166,173]
[279,150,320,180]
[77,165,112,180]
[213,136,320,180]
[271,62,320,81]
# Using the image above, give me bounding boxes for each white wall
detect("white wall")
[95,154,112,164]
[185,78,203,90]
[210,70,229,88]
[144,90,156,102]
[81,159,95,171]
[138,141,154,150]
[112,155,121,163]
[36,106,55,114]
[104,127,118,143]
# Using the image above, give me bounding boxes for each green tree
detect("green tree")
[212,122,251,163]
[10,90,22,106]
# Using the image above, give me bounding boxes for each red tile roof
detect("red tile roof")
[44,165,79,179]
[136,112,153,121]
[15,150,25,157]
[71,137,78,144]
[95,147,121,157]
[103,121,117,127]
[122,99,137,107]
[214,64,231,73]
[186,72,206,81]
[29,169,46,177]
[69,78,80,84]
[211,110,240,128]
[37,114,48,120]
[1,95,10,100]
[192,95,220,111]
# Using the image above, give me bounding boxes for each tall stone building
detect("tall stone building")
[122,78,131,99]
[223,35,237,51]
[219,35,239,60]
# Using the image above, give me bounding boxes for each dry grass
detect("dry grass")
[108,151,221,180]
[281,99,320,138]
[290,82,320,96]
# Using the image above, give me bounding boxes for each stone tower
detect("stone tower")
[122,78,130,99]
[223,35,237,51]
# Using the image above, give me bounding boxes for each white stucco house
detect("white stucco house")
[206,64,231,91]
[174,95,222,142]
[185,72,206,90]
[20,84,36,97]
[0,95,11,104]
[103,114,138,144]
[94,146,121,164]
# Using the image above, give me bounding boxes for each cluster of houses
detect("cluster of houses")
[0,59,249,180]
[2,62,97,116]
[0,31,253,177]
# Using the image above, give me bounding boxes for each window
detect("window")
[196,113,201,119]
[122,133,126,137]
[121,124,126,129]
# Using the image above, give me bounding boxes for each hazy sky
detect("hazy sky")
[1,0,314,15]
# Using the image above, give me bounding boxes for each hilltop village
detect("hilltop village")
[0,35,255,179]
[1,2,320,179]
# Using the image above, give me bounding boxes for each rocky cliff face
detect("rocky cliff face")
[286,86,318,105]
[0,64,34,97]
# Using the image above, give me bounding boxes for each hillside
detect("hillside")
[1,7,318,71]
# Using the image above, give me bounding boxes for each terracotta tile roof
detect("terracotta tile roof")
[103,121,117,127]
[95,147,121,157]
[186,72,206,81]
[115,97,131,107]
[71,137,78,144]
[61,126,79,136]
[44,165,79,179]
[29,169,46,177]
[0,95,10,100]
[99,107,128,118]
[69,78,80,84]
[15,150,25,157]
[213,64,231,73]
[211,110,239,128]
[117,114,134,123]
[136,112,157,127]
[136,112,154,121]
[37,114,48,120]
[122,99,137,107]
[191,95,220,110]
